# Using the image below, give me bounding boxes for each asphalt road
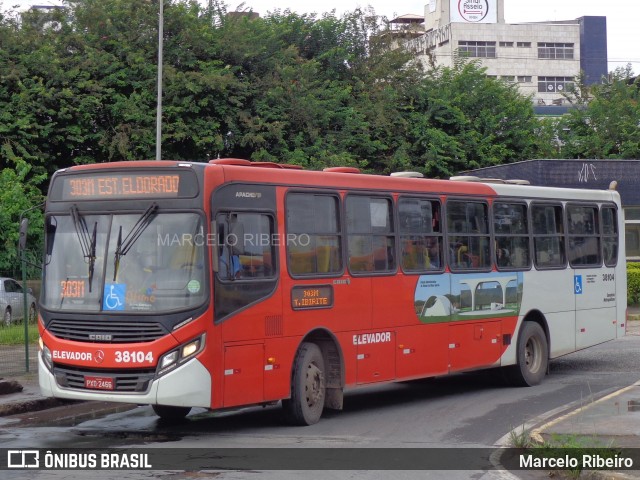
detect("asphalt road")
[3,329,640,479]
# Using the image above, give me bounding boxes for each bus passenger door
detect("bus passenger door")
[569,205,617,349]
[223,343,264,407]
[574,268,617,349]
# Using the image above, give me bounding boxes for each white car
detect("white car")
[0,277,37,325]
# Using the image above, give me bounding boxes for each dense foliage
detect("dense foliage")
[0,0,638,273]
[0,0,543,176]
[627,262,640,305]
[540,66,640,159]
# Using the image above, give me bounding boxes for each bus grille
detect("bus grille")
[48,319,167,343]
[53,365,156,393]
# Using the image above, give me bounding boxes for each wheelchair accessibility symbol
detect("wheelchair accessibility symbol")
[574,275,583,295]
[103,283,126,310]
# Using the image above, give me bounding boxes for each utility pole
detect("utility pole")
[155,0,164,160]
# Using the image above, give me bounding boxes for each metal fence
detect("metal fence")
[0,260,41,376]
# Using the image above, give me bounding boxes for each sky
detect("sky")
[6,0,639,73]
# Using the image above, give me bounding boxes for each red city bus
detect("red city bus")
[38,159,626,425]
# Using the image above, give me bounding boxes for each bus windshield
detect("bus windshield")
[42,211,206,313]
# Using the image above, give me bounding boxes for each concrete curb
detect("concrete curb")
[500,381,640,480]
[1,399,139,426]
[0,397,72,417]
[530,382,640,444]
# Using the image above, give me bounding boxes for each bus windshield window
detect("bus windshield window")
[42,212,206,313]
[42,214,109,311]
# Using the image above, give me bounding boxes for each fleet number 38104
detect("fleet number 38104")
[115,351,154,364]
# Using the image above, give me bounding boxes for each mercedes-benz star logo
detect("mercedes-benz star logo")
[95,350,105,364]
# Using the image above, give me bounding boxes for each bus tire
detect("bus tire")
[507,321,548,387]
[152,404,191,421]
[282,342,326,426]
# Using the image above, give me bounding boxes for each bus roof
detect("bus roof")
[60,159,620,203]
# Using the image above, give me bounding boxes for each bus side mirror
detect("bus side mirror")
[18,218,29,251]
[211,221,219,273]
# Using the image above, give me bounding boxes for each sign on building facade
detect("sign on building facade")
[449,0,497,23]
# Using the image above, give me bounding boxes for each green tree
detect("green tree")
[401,59,540,178]
[551,65,640,159]
[0,148,45,277]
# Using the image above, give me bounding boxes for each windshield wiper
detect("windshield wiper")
[113,203,158,281]
[70,205,98,292]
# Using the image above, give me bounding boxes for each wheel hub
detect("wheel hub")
[305,363,323,406]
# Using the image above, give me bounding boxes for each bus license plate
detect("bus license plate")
[84,376,114,390]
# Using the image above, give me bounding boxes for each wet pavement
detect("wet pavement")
[514,316,640,478]
[2,319,640,478]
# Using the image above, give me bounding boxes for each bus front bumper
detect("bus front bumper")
[38,352,212,408]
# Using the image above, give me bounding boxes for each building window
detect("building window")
[624,208,640,259]
[517,76,532,83]
[538,76,574,93]
[517,42,531,48]
[538,42,574,59]
[501,75,515,82]
[499,41,513,47]
[458,41,496,58]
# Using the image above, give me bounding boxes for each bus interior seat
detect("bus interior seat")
[170,242,197,269]
[537,250,550,264]
[350,255,374,272]
[457,245,469,267]
[289,248,315,274]
[403,239,429,270]
[316,245,330,273]
[511,246,526,267]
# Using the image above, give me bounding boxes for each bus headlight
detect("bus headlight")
[181,339,200,358]
[157,334,205,376]
[39,338,53,371]
[160,351,179,370]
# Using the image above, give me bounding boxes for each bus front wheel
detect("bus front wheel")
[152,404,191,421]
[507,321,548,387]
[282,342,326,426]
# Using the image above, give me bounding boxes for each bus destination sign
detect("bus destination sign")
[291,285,333,310]
[51,171,198,201]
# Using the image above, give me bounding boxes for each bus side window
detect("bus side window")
[602,206,618,267]
[216,213,275,280]
[446,200,490,270]
[494,202,530,270]
[286,193,342,276]
[346,195,395,274]
[398,197,443,273]
[532,203,565,269]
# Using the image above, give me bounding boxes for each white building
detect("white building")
[396,0,608,112]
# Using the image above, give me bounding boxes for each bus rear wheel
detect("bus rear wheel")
[152,404,191,421]
[282,342,326,426]
[507,321,548,386]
